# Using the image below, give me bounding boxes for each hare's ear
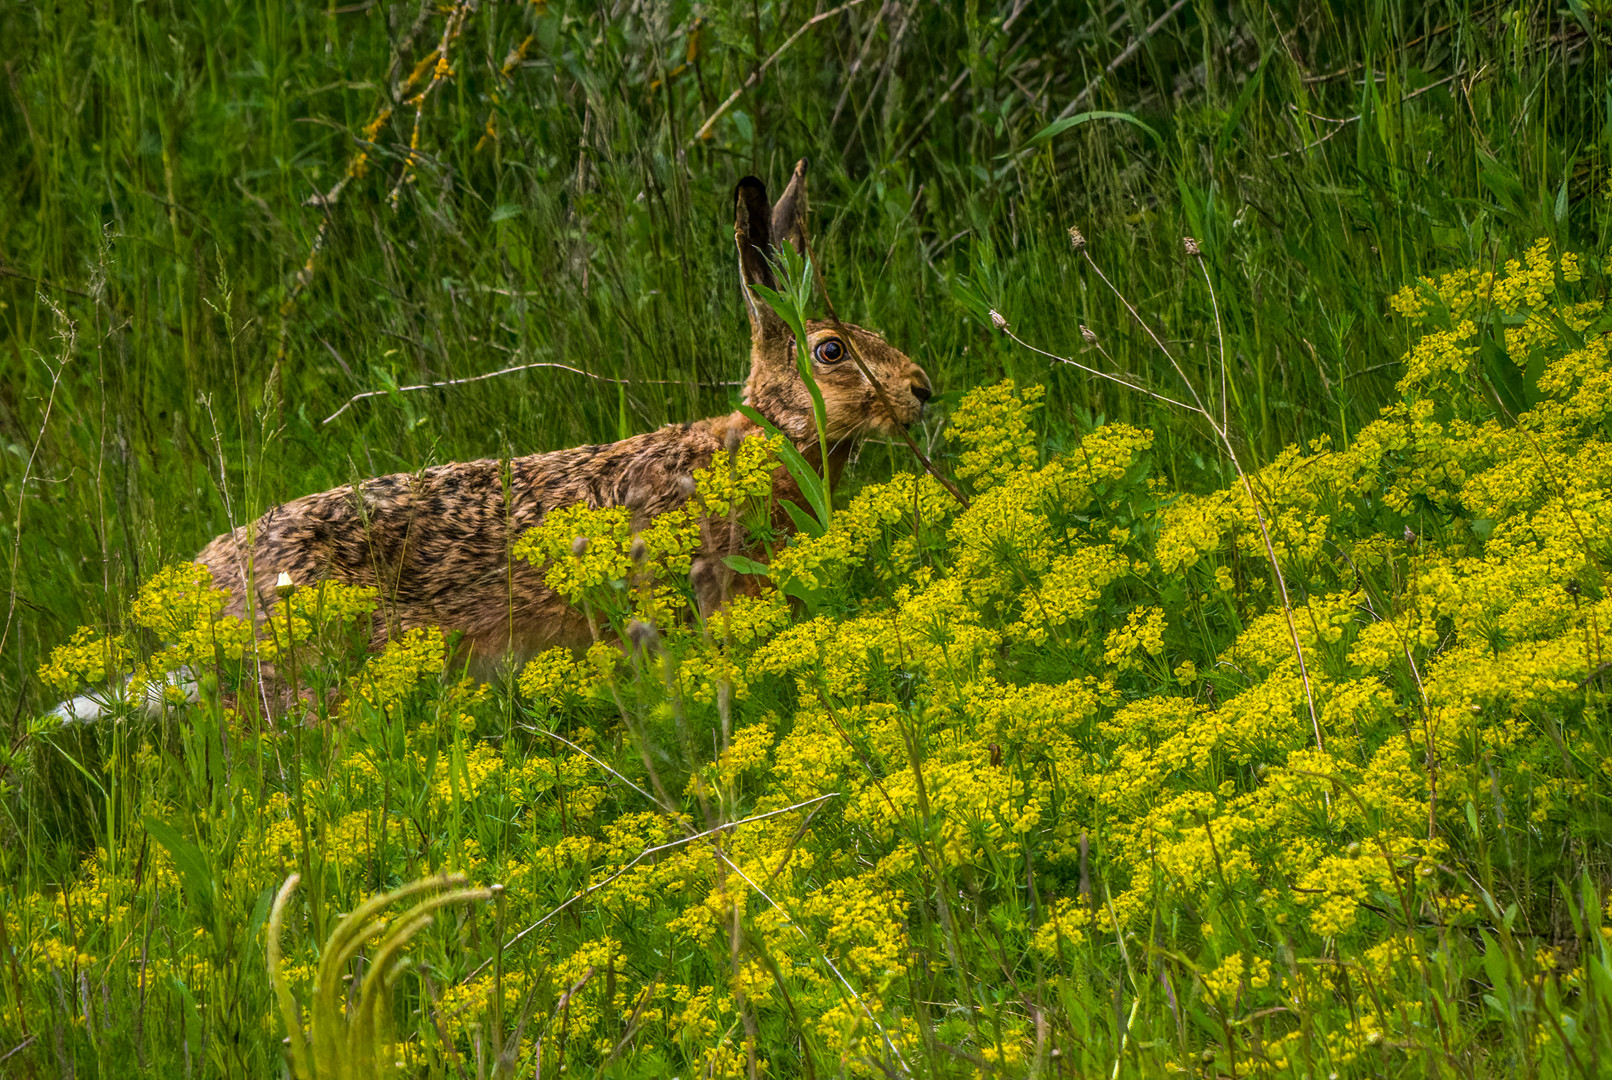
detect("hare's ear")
[735,176,786,341]
[770,157,809,258]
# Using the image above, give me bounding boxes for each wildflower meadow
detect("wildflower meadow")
[6,2,1612,1077]
[11,239,1612,1076]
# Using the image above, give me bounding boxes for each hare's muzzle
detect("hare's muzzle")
[906,366,934,418]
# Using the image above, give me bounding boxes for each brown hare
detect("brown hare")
[194,159,932,668]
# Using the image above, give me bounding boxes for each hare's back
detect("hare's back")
[196,457,503,618]
[196,422,727,624]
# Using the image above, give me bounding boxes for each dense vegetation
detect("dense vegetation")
[3,1,1612,1076]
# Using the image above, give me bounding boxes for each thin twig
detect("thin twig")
[0,1036,37,1068]
[709,845,914,1076]
[1084,245,1324,752]
[1269,67,1472,159]
[501,720,898,1069]
[1,298,72,664]
[892,67,972,161]
[1193,252,1229,434]
[0,266,90,300]
[994,321,1196,413]
[995,240,1326,754]
[322,362,741,425]
[830,0,892,128]
[388,0,477,210]
[462,793,839,980]
[895,6,1056,163]
[689,0,870,145]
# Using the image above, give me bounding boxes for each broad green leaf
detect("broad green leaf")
[738,404,829,532]
[143,816,216,927]
[1023,110,1161,151]
[721,555,772,577]
[780,498,826,538]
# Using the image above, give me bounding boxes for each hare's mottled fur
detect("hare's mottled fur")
[196,160,931,664]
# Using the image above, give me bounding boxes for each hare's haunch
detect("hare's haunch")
[195,159,932,663]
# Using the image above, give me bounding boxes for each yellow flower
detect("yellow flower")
[948,378,1044,490]
[1104,606,1167,670]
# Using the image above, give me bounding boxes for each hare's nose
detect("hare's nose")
[911,381,932,404]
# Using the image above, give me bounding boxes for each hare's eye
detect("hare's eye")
[814,339,845,364]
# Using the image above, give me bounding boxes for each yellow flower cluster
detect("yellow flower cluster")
[36,563,378,708]
[946,377,1044,489]
[512,503,638,603]
[510,434,785,629]
[37,626,131,696]
[342,626,448,719]
[257,578,379,661]
[1102,605,1167,669]
[132,562,256,674]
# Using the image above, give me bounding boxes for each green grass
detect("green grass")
[3,1,1611,1076]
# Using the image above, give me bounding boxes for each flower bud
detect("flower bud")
[1068,225,1086,251]
[989,309,1008,333]
[1079,324,1098,345]
[678,475,698,499]
[1183,236,1201,257]
[629,536,648,567]
[275,571,296,598]
[571,535,589,557]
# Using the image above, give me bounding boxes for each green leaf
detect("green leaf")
[721,555,772,577]
[1477,152,1526,215]
[1480,337,1530,416]
[780,498,826,538]
[1218,49,1273,155]
[143,816,216,927]
[738,405,829,529]
[1566,0,1593,36]
[246,884,276,948]
[1554,177,1569,223]
[780,577,830,615]
[748,253,834,529]
[750,282,806,343]
[1023,111,1161,152]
